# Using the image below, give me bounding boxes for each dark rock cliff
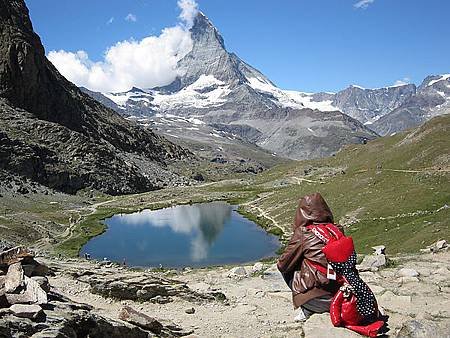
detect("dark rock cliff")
[0,0,192,194]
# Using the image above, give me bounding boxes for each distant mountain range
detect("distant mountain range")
[82,12,449,160]
[82,12,378,160]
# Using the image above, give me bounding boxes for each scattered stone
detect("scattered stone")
[0,308,10,318]
[228,266,248,278]
[397,268,420,277]
[118,306,163,334]
[399,276,420,283]
[9,304,43,320]
[252,262,265,273]
[372,245,386,255]
[358,254,386,270]
[435,240,447,250]
[422,239,448,253]
[151,295,173,304]
[4,263,24,293]
[185,307,195,314]
[189,282,210,293]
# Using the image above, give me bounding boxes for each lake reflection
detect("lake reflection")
[80,202,279,268]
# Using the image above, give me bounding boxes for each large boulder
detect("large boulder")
[5,276,47,305]
[9,304,43,320]
[118,306,163,334]
[4,263,24,293]
[358,254,386,271]
[0,247,34,267]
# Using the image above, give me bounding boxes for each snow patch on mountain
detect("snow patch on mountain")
[152,75,231,110]
[246,76,337,111]
[427,74,450,87]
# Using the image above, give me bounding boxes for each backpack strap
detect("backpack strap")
[306,223,344,243]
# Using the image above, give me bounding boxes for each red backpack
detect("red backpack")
[306,223,386,338]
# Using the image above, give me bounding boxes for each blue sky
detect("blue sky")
[26,0,450,93]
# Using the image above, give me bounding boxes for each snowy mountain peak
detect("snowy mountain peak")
[423,74,450,87]
[191,11,225,49]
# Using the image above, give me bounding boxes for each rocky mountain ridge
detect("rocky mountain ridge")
[0,0,192,195]
[87,11,449,159]
[86,12,378,160]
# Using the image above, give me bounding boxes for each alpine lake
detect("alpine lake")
[80,202,280,268]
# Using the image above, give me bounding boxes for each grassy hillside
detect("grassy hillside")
[235,114,450,253]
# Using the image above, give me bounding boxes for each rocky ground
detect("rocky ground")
[1,244,445,337]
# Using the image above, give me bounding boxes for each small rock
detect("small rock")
[397,268,420,277]
[4,263,24,293]
[359,254,386,269]
[435,240,447,250]
[399,276,420,283]
[118,306,163,334]
[432,267,449,275]
[9,304,43,320]
[252,262,265,273]
[185,307,195,314]
[189,282,210,292]
[0,307,11,317]
[372,245,386,255]
[227,266,247,277]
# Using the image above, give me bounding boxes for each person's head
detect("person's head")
[293,192,334,230]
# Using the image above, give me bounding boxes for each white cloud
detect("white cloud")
[178,0,199,28]
[393,77,411,86]
[354,0,375,9]
[107,17,114,25]
[125,13,137,22]
[48,1,199,93]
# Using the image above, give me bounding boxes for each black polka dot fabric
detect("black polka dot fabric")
[331,252,377,318]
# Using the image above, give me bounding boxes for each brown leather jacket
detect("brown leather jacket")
[277,193,341,308]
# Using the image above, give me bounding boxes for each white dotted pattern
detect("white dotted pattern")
[331,252,377,317]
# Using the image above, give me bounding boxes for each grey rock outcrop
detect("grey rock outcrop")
[0,0,192,195]
[118,306,164,334]
[332,84,417,123]
[372,75,450,135]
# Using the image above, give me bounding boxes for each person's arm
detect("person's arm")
[277,227,305,274]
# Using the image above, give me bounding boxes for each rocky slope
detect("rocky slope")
[331,84,417,124]
[92,12,377,160]
[3,246,448,337]
[372,74,450,135]
[0,0,192,195]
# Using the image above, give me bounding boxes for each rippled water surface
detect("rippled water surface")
[80,202,279,268]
